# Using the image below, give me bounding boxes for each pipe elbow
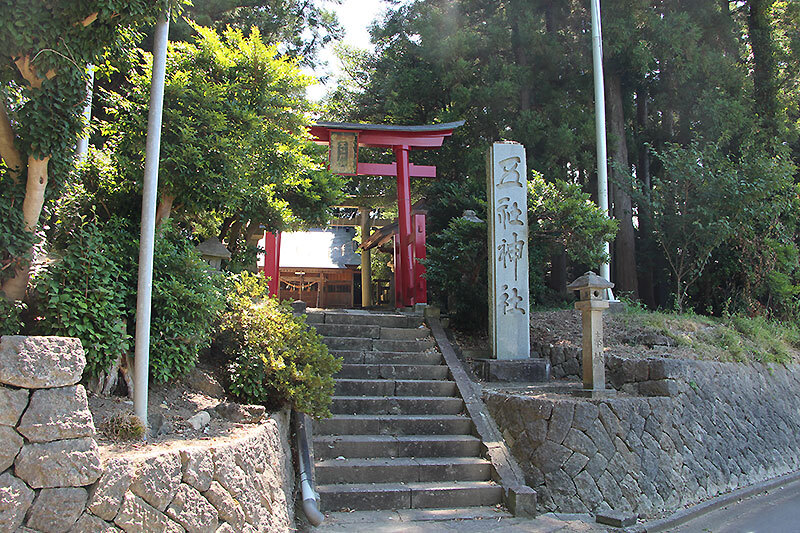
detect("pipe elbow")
[302,497,324,527]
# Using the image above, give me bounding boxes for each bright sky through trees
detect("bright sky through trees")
[305,0,388,101]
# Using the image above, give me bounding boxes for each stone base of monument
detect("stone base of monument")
[471,358,551,382]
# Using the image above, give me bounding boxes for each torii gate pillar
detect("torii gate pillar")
[394,146,414,307]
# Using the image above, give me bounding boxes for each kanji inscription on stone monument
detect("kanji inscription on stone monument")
[487,142,530,360]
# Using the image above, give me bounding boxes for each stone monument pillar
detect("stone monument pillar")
[487,142,530,360]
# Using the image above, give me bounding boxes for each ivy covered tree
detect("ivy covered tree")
[0,0,165,301]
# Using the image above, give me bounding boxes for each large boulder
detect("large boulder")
[129,452,182,512]
[25,486,88,532]
[14,437,102,488]
[0,426,23,471]
[17,385,95,442]
[0,336,85,388]
[87,457,135,521]
[114,492,184,533]
[0,473,34,531]
[0,386,28,426]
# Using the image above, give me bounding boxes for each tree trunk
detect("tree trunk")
[227,219,243,252]
[606,74,639,298]
[748,0,778,131]
[0,101,22,183]
[1,156,50,300]
[155,193,175,227]
[636,92,656,307]
[218,216,236,241]
[548,248,568,295]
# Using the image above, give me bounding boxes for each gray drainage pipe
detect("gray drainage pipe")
[294,410,324,526]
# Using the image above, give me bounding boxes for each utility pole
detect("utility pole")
[590,0,614,299]
[133,11,170,429]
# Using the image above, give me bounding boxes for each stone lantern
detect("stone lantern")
[567,271,614,392]
[195,237,231,270]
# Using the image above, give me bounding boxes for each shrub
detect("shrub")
[0,299,25,336]
[218,273,341,418]
[32,218,132,378]
[100,412,146,441]
[148,224,226,382]
[424,218,489,331]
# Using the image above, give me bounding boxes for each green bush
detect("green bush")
[148,224,226,382]
[0,299,25,336]
[218,273,341,418]
[424,218,489,331]
[32,218,132,377]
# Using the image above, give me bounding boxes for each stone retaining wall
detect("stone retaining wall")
[485,358,800,518]
[0,336,295,532]
[532,341,581,379]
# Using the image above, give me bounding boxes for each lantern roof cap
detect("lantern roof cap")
[567,271,614,290]
[195,237,231,259]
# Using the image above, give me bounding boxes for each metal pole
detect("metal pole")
[133,12,170,428]
[590,0,614,298]
[76,66,94,160]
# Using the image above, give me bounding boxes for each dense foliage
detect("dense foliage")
[0,3,343,418]
[32,218,132,378]
[328,0,800,322]
[148,224,227,382]
[425,175,616,330]
[217,273,341,417]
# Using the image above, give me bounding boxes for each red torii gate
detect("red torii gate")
[309,121,463,308]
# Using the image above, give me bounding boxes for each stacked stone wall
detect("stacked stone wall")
[0,336,295,532]
[485,358,800,517]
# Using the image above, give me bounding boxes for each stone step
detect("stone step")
[331,396,464,416]
[314,414,473,436]
[336,364,450,380]
[313,323,381,339]
[380,326,431,340]
[313,434,483,460]
[330,351,443,366]
[322,337,374,351]
[334,379,457,397]
[304,312,325,324]
[315,457,492,485]
[317,481,503,512]
[323,312,424,329]
[372,338,436,353]
[323,507,514,525]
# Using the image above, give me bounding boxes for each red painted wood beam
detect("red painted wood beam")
[356,162,436,178]
[309,126,457,150]
[263,232,281,298]
[394,146,415,308]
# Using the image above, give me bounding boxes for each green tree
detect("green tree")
[102,25,344,253]
[0,0,165,301]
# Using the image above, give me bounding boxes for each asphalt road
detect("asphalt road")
[669,478,800,533]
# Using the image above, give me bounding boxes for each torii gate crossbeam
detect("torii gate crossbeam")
[309,121,463,308]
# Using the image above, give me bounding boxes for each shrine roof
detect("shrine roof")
[310,120,464,149]
[312,121,464,133]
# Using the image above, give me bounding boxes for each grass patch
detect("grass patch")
[617,304,800,364]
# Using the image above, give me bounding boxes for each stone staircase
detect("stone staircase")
[306,310,503,512]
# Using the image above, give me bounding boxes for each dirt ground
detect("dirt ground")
[88,363,260,459]
[452,308,713,362]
